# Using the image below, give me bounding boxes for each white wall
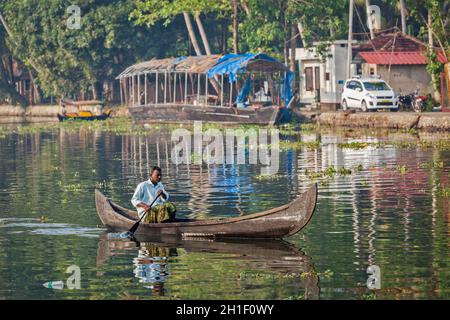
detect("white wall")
[295,41,353,105]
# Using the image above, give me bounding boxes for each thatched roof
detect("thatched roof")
[116,55,222,79]
[117,53,289,79]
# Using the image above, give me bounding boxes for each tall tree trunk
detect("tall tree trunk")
[0,78,28,107]
[365,0,375,39]
[399,0,407,33]
[297,22,307,48]
[232,0,239,53]
[92,81,98,101]
[194,12,211,55]
[290,24,297,76]
[222,19,228,53]
[283,12,288,66]
[29,71,41,104]
[194,13,221,94]
[240,2,250,15]
[183,12,202,56]
[329,18,335,38]
[0,13,40,74]
[428,11,441,102]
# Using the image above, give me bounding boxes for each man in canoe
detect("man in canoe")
[131,166,176,223]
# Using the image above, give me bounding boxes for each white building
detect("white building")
[294,40,358,110]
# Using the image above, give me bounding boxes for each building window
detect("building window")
[305,67,313,91]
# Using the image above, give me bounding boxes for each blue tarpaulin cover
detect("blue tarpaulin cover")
[207,53,280,82]
[236,76,251,105]
[207,53,293,107]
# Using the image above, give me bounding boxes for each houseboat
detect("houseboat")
[116,53,294,125]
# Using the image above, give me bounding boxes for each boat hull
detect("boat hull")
[57,112,111,122]
[95,183,317,239]
[128,104,290,125]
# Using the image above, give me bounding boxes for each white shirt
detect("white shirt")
[131,180,169,217]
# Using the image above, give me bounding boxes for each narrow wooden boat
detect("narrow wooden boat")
[57,110,112,122]
[95,183,317,239]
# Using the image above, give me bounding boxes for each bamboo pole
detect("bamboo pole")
[164,71,167,104]
[119,78,123,105]
[174,72,177,103]
[138,73,141,105]
[128,77,131,105]
[185,71,188,104]
[132,75,135,106]
[144,73,147,105]
[197,73,200,104]
[155,72,159,105]
[220,75,224,106]
[205,74,208,106]
[179,72,183,103]
[229,81,233,107]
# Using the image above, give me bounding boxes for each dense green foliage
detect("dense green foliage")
[0,0,448,104]
[0,0,188,101]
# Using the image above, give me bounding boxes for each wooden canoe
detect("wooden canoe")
[95,183,317,239]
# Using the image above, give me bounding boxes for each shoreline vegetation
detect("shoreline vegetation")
[0,115,448,153]
[0,103,449,132]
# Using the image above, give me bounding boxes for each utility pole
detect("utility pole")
[347,0,354,79]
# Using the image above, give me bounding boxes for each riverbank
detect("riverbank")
[1,104,450,132]
[296,110,450,132]
[0,104,129,123]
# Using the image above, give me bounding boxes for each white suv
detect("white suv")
[341,77,398,112]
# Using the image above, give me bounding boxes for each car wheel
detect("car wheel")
[390,107,399,112]
[361,100,368,112]
[342,99,348,111]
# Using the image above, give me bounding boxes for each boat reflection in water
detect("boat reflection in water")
[96,233,320,299]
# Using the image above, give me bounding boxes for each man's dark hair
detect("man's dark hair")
[151,166,162,175]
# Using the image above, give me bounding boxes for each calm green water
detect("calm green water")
[0,121,448,300]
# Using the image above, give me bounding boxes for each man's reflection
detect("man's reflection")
[132,244,176,296]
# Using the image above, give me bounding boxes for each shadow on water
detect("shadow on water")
[96,233,320,299]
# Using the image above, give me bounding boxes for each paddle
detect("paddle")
[127,192,162,237]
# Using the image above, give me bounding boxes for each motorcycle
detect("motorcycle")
[397,89,427,112]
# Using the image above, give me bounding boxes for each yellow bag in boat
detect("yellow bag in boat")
[78,111,94,117]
